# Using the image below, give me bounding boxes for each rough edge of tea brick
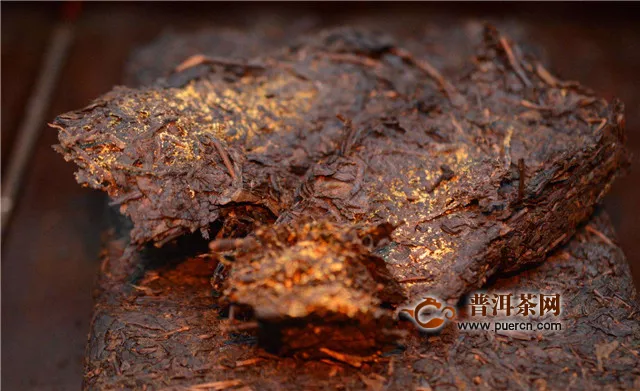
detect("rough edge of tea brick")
[124,27,289,87]
[123,19,542,89]
[83,209,640,390]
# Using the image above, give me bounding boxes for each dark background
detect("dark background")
[2,2,639,390]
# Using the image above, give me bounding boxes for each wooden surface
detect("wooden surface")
[2,3,640,390]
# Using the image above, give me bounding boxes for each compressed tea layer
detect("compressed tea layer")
[85,211,640,390]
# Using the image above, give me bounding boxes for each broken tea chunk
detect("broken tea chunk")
[52,25,628,310]
[217,220,406,356]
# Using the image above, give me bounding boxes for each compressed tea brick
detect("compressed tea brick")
[53,25,628,335]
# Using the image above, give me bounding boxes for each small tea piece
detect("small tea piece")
[217,220,405,356]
